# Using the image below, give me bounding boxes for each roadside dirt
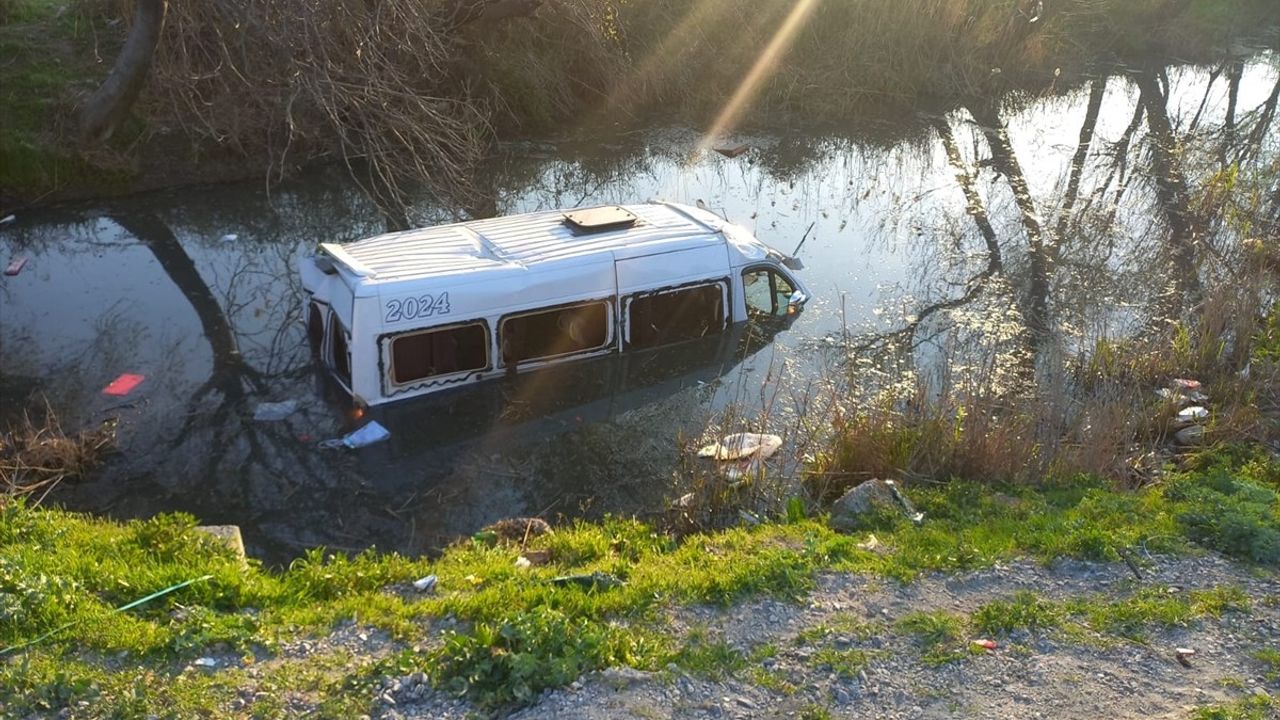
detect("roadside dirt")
[383,554,1279,719]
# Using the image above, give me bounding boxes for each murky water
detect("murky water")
[2,56,1277,563]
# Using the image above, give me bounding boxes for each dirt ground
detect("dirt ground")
[379,554,1279,719]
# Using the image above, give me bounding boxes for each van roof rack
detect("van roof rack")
[562,206,639,234]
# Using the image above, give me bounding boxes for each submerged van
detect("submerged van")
[299,201,810,406]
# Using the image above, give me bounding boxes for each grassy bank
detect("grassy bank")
[1,442,1276,716]
[2,0,1277,206]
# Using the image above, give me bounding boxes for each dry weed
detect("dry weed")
[0,399,116,506]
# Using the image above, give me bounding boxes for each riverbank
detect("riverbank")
[2,0,1277,208]
[1,442,1277,718]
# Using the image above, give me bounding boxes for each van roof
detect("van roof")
[321,202,726,284]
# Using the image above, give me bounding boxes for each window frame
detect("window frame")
[622,278,730,350]
[328,308,352,388]
[379,319,493,394]
[307,299,329,359]
[497,298,616,368]
[741,264,798,318]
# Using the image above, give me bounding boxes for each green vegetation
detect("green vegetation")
[896,610,967,665]
[793,612,878,646]
[808,647,870,678]
[671,628,746,680]
[1254,648,1280,682]
[798,703,834,720]
[0,0,132,197]
[1,442,1274,714]
[972,591,1062,635]
[1190,693,1279,720]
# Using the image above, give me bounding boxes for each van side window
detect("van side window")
[743,268,796,317]
[627,282,726,349]
[329,310,352,385]
[390,323,489,385]
[501,301,610,365]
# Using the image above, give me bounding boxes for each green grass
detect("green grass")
[972,591,1063,636]
[808,647,869,678]
[0,445,1276,713]
[798,703,834,720]
[672,628,746,680]
[793,613,878,646]
[1253,648,1280,682]
[749,665,797,695]
[1191,693,1279,720]
[1064,586,1251,640]
[896,610,967,665]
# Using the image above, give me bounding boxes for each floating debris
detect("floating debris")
[4,256,27,276]
[697,433,782,461]
[713,143,750,158]
[319,421,390,449]
[102,373,145,396]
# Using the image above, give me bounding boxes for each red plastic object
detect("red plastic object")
[4,256,27,276]
[972,639,998,650]
[103,373,145,396]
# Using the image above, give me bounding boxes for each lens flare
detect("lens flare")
[697,0,822,154]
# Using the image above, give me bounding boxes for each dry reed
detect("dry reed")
[0,398,116,507]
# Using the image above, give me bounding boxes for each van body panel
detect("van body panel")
[297,202,808,406]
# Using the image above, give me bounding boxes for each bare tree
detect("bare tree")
[78,0,167,143]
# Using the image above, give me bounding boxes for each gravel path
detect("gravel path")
[380,554,1280,719]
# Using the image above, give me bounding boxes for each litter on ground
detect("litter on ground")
[697,433,783,461]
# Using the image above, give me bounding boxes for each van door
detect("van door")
[615,246,733,350]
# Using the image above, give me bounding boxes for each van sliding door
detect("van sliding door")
[615,247,732,350]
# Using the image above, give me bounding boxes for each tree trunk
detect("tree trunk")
[79,0,167,144]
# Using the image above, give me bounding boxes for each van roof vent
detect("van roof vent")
[562,206,639,235]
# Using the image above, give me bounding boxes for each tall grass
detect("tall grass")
[804,254,1278,501]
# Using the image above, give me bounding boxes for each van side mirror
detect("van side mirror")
[781,256,805,271]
